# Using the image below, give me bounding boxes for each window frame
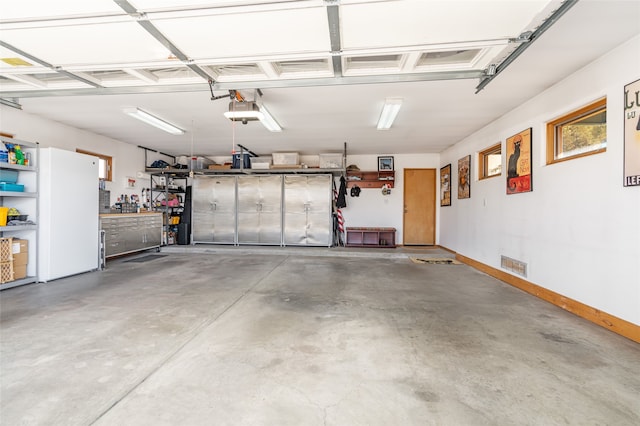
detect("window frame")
[478,142,502,180]
[546,98,607,165]
[76,149,112,182]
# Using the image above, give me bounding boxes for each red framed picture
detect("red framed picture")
[506,128,532,194]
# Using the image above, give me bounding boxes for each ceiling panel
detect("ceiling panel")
[130,0,305,11]
[0,22,174,67]
[0,0,124,21]
[340,0,553,50]
[150,7,330,59]
[0,46,45,70]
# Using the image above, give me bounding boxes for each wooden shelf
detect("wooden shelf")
[346,170,395,188]
[345,227,396,248]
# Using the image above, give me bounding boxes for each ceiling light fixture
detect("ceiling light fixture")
[0,97,22,110]
[123,107,185,135]
[258,104,282,132]
[377,98,402,130]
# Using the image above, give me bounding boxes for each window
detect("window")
[479,143,502,179]
[546,98,606,164]
[76,149,112,181]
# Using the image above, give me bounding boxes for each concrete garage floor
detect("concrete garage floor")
[1,247,639,425]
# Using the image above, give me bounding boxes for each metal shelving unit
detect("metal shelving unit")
[150,171,188,245]
[0,136,39,290]
[146,167,345,176]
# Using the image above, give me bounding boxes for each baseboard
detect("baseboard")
[437,245,456,254]
[448,250,640,344]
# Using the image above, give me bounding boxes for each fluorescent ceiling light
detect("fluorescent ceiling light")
[123,107,184,135]
[223,110,264,120]
[258,105,282,132]
[0,98,22,110]
[377,98,402,130]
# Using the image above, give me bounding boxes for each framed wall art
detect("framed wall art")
[624,78,640,187]
[506,127,532,194]
[378,156,394,171]
[440,164,451,206]
[457,155,470,199]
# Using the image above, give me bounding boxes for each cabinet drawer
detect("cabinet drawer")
[105,241,123,257]
[100,219,118,228]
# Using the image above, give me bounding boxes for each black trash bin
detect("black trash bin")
[177,223,190,245]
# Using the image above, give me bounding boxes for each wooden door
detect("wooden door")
[403,169,436,245]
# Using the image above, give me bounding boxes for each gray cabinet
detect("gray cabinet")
[237,175,282,245]
[283,175,332,246]
[100,213,162,258]
[192,173,332,247]
[139,215,162,248]
[192,176,236,244]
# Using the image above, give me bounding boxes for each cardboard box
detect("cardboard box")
[13,264,26,280]
[208,164,232,169]
[12,239,28,266]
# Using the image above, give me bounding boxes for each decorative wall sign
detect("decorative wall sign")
[506,128,532,194]
[458,155,470,199]
[378,156,394,171]
[440,164,451,206]
[624,78,640,187]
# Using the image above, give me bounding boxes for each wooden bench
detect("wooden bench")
[345,227,396,248]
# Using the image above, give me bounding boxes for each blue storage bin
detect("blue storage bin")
[0,170,19,184]
[232,153,251,169]
[0,183,24,192]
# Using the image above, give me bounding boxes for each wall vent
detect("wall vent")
[501,255,527,277]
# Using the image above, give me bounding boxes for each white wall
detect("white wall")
[0,107,145,205]
[439,35,640,325]
[341,153,440,245]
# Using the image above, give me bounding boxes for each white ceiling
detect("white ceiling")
[0,0,639,157]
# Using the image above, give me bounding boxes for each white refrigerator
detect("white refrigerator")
[38,148,99,282]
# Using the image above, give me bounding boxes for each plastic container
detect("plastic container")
[0,207,8,227]
[0,183,24,192]
[8,146,16,165]
[232,153,251,169]
[251,156,272,169]
[0,170,19,184]
[14,145,24,166]
[319,153,343,169]
[272,152,299,165]
[0,143,8,163]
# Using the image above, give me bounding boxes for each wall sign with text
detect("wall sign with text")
[624,78,640,187]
